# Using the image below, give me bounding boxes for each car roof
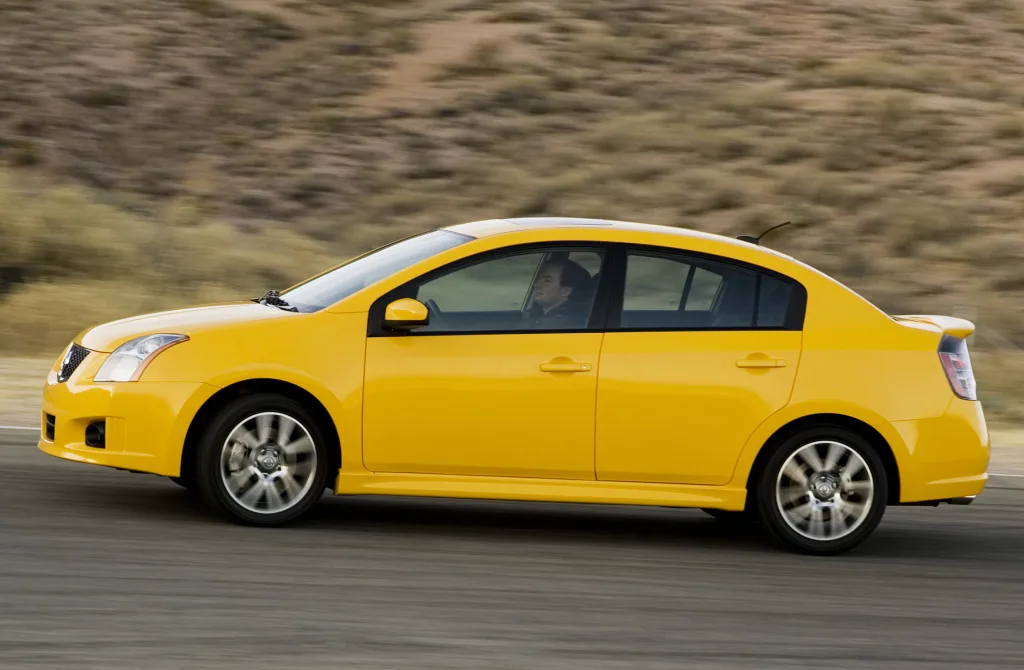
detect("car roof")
[444,216,798,262]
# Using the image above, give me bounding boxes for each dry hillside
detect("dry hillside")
[2,0,1024,418]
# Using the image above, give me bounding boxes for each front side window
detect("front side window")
[281,229,471,311]
[412,247,605,333]
[619,249,797,330]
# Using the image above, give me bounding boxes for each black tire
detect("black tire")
[754,425,888,556]
[194,393,331,526]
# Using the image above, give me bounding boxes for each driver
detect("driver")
[524,259,592,329]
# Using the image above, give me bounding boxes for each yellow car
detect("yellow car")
[38,217,989,554]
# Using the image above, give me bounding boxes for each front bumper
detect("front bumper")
[38,366,218,477]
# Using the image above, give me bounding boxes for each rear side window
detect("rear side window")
[622,254,692,311]
[618,248,802,330]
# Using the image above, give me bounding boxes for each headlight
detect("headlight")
[94,334,189,382]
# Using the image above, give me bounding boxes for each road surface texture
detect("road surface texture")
[1,430,1022,670]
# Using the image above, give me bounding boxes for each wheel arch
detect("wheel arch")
[179,378,342,486]
[744,413,901,508]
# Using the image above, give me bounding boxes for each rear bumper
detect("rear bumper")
[893,397,990,503]
[38,374,218,477]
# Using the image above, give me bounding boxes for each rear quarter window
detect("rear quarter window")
[757,274,795,328]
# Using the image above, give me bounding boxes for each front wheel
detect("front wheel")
[755,426,888,555]
[194,393,331,526]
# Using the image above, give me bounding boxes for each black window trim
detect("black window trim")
[366,240,807,337]
[606,243,807,332]
[366,241,619,337]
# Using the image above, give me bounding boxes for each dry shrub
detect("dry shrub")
[879,199,967,254]
[983,174,1024,197]
[993,114,1024,140]
[488,3,550,23]
[0,169,340,353]
[798,57,951,94]
[590,113,683,153]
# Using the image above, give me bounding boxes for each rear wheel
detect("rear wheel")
[195,393,330,525]
[755,426,888,555]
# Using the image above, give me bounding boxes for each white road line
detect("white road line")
[0,425,38,431]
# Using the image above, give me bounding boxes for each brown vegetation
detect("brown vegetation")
[2,0,1024,419]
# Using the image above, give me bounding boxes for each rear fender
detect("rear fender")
[726,400,911,488]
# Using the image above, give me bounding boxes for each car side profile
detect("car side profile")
[39,217,990,554]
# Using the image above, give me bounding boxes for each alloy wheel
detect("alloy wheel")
[219,411,319,514]
[774,440,874,542]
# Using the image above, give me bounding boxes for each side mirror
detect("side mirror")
[383,298,429,331]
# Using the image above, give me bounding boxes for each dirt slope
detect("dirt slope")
[2,0,1024,415]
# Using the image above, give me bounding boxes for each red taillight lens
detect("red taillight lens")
[938,335,977,401]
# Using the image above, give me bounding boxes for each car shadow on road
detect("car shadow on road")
[309,493,777,552]
[50,474,1024,560]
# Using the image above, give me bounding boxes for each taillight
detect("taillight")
[938,334,977,400]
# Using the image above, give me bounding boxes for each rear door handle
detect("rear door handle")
[736,358,786,368]
[540,361,592,373]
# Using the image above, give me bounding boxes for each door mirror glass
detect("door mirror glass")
[384,298,429,330]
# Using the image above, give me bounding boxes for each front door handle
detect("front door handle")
[736,357,786,368]
[540,361,592,373]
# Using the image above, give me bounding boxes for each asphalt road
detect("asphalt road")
[2,431,1023,670]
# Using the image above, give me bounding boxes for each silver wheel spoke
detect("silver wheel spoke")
[233,428,259,450]
[782,461,809,487]
[240,479,267,508]
[229,465,259,492]
[844,458,865,480]
[264,480,285,510]
[283,436,314,461]
[257,414,273,444]
[840,501,866,518]
[279,471,302,500]
[789,501,814,521]
[846,481,872,495]
[780,486,808,506]
[801,445,825,472]
[219,411,318,515]
[808,507,825,538]
[277,416,297,449]
[823,442,843,471]
[829,508,848,536]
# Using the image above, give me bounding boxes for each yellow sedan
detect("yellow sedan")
[38,217,990,554]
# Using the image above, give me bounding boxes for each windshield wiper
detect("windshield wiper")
[252,289,298,312]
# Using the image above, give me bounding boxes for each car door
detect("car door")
[595,245,805,486]
[362,244,610,480]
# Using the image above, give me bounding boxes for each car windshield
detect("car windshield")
[280,229,472,311]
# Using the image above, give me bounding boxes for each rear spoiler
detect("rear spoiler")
[892,314,975,339]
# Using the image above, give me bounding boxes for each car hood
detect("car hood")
[79,301,297,353]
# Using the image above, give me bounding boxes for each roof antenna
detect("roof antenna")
[737,220,792,246]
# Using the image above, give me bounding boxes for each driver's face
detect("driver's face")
[533,265,569,309]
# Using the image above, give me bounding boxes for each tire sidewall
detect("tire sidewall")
[196,393,330,525]
[756,426,888,555]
